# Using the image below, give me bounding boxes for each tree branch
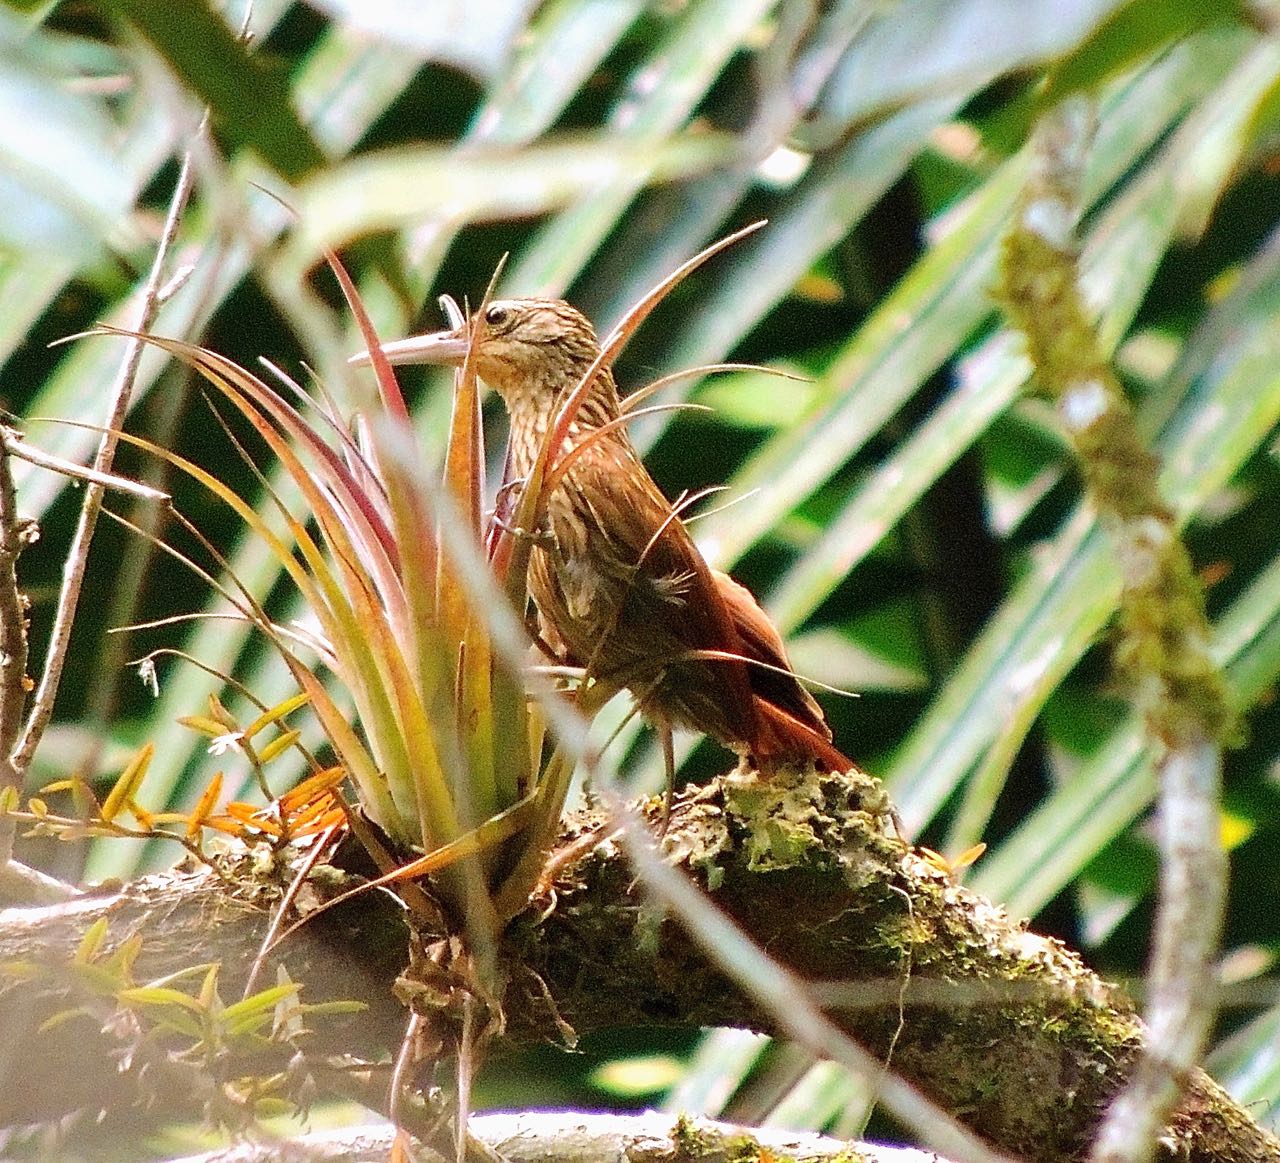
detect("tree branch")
[11,126,200,775]
[0,769,1273,1161]
[165,1112,942,1163]
[999,95,1233,1163]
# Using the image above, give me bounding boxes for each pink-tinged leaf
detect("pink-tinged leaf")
[55,362,427,846]
[260,357,393,522]
[542,221,766,476]
[325,248,410,422]
[89,327,402,583]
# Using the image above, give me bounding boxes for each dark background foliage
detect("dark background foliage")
[2,0,1280,1149]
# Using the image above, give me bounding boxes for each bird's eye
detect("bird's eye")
[484,305,509,327]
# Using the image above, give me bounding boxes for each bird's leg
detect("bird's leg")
[525,608,566,665]
[657,716,677,835]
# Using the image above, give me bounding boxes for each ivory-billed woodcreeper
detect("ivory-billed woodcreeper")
[356,298,851,774]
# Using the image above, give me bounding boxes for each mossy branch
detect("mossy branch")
[997,97,1232,749]
[0,769,1273,1162]
[998,97,1231,1163]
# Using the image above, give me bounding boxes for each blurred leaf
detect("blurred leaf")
[284,132,738,271]
[591,1054,685,1098]
[971,540,1280,918]
[0,22,136,260]
[693,367,819,429]
[304,0,537,80]
[1210,1006,1280,1123]
[470,0,646,144]
[1040,0,1244,107]
[662,1029,770,1116]
[818,0,1133,129]
[105,0,326,180]
[787,610,929,694]
[506,0,776,296]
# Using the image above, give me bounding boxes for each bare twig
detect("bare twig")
[0,441,79,901]
[999,96,1231,1163]
[1092,735,1224,1162]
[10,130,201,775]
[0,441,30,867]
[1,429,169,503]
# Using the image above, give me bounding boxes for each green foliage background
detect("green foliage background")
[3,0,1280,1145]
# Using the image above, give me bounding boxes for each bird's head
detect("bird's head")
[351,298,604,411]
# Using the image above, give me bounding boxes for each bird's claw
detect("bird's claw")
[490,511,556,549]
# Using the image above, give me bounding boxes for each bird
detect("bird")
[353,297,852,778]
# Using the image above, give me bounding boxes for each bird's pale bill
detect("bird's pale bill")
[348,329,469,368]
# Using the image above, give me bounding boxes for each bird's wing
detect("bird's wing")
[568,448,761,739]
[710,570,831,740]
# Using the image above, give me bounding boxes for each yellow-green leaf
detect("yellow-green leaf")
[100,742,154,824]
[117,985,205,1012]
[74,917,110,964]
[243,692,310,740]
[257,729,302,766]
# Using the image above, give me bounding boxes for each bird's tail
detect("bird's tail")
[750,698,854,774]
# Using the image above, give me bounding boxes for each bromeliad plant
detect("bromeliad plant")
[80,229,766,944]
[87,260,591,952]
[50,229,768,1140]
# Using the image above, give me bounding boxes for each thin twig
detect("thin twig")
[11,132,202,774]
[1091,734,1224,1161]
[2,428,169,502]
[0,441,30,866]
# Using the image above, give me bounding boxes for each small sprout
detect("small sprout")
[186,772,224,839]
[74,917,110,964]
[207,693,239,731]
[257,729,301,765]
[223,982,301,1039]
[242,693,309,741]
[198,963,221,1013]
[37,1008,92,1035]
[178,714,233,738]
[100,743,154,824]
[918,842,987,883]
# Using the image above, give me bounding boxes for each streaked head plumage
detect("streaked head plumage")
[351,296,608,409]
[468,298,600,402]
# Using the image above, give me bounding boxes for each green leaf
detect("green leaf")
[103,0,326,180]
[282,132,738,274]
[1040,0,1243,107]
